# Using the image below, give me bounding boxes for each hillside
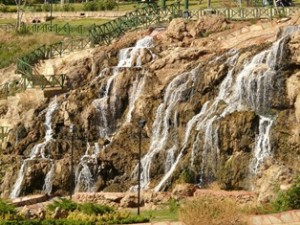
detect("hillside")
[0,14,299,205]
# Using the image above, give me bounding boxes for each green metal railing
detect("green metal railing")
[189,6,300,19]
[88,3,180,45]
[21,23,90,36]
[0,73,66,100]
[3,3,180,101]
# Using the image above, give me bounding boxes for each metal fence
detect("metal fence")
[21,23,90,36]
[190,6,300,19]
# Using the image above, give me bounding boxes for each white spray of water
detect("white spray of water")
[43,162,55,195]
[75,142,100,192]
[132,68,198,190]
[10,97,58,198]
[126,75,146,123]
[251,116,274,174]
[93,36,155,138]
[154,27,298,191]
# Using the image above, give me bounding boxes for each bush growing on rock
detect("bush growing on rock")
[273,176,300,211]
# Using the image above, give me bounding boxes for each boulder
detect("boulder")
[188,15,227,38]
[171,183,198,200]
[165,18,188,41]
[120,193,141,208]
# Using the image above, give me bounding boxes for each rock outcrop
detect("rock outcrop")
[0,16,299,204]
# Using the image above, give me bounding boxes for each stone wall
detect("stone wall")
[250,210,300,225]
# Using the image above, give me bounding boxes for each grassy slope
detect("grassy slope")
[0,18,110,68]
[0,31,64,68]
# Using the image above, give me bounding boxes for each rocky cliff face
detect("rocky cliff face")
[0,16,300,202]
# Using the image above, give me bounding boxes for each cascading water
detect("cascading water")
[126,75,146,123]
[251,116,274,174]
[149,26,299,191]
[10,97,58,198]
[77,36,155,192]
[75,143,100,192]
[132,68,199,190]
[43,163,55,195]
[92,36,155,139]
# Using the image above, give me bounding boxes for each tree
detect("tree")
[15,0,27,31]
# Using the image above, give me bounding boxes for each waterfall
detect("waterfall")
[10,97,58,198]
[251,116,274,174]
[164,146,176,174]
[126,75,146,123]
[152,26,298,191]
[75,143,99,192]
[92,36,154,139]
[118,36,155,68]
[43,162,55,195]
[132,68,198,190]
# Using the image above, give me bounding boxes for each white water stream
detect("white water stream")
[10,97,58,198]
[77,36,155,191]
[151,27,299,191]
[92,36,155,139]
[75,142,100,192]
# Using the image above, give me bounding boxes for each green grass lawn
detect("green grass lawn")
[140,207,179,222]
[51,18,111,26]
[0,18,16,25]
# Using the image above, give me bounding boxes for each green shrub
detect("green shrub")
[0,199,16,218]
[77,203,114,215]
[31,5,43,12]
[0,219,95,225]
[168,199,179,213]
[98,0,117,10]
[83,0,117,11]
[0,4,9,12]
[83,1,98,11]
[47,198,77,212]
[42,3,51,12]
[273,176,300,211]
[62,4,75,12]
[177,168,195,183]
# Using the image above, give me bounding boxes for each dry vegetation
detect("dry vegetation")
[179,196,247,225]
[0,31,64,68]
